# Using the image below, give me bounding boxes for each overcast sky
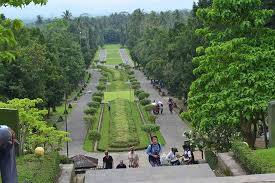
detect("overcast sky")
[1,0,196,19]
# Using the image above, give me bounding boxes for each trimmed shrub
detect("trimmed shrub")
[84,107,97,115]
[148,115,157,123]
[132,84,141,90]
[205,150,218,170]
[92,92,104,97]
[130,78,137,82]
[96,84,105,91]
[135,90,143,96]
[144,104,154,111]
[141,124,160,136]
[92,96,102,103]
[232,141,274,174]
[138,92,149,100]
[88,101,100,108]
[88,130,101,141]
[140,99,151,106]
[128,70,134,75]
[99,77,108,83]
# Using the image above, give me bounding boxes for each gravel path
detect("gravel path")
[119,49,134,67]
[99,49,107,62]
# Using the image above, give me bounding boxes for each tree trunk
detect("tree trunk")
[53,105,56,112]
[240,121,255,148]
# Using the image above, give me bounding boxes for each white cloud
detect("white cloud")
[0,0,195,19]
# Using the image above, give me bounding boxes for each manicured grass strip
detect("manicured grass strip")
[98,105,110,151]
[105,44,123,65]
[104,91,135,102]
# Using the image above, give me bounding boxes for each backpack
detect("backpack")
[150,143,161,154]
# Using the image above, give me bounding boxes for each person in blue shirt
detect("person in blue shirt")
[0,125,18,183]
[146,136,162,167]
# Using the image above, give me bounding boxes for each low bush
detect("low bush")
[132,84,141,90]
[89,130,101,141]
[130,78,137,83]
[141,124,160,136]
[93,92,104,97]
[148,115,157,123]
[83,115,97,126]
[92,96,102,103]
[17,152,61,183]
[232,141,275,174]
[138,92,149,100]
[128,70,134,75]
[88,101,100,108]
[140,99,151,106]
[99,77,108,83]
[205,150,218,170]
[84,107,97,115]
[96,84,106,91]
[144,104,154,111]
[135,90,143,96]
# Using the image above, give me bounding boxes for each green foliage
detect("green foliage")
[84,107,97,115]
[96,84,106,91]
[109,99,139,148]
[92,96,102,103]
[185,0,275,150]
[88,101,100,109]
[232,141,275,174]
[88,130,101,141]
[144,104,154,111]
[134,90,143,96]
[92,92,104,97]
[141,124,160,135]
[138,92,149,100]
[148,114,157,123]
[0,98,69,153]
[17,152,61,183]
[205,150,218,170]
[140,99,151,106]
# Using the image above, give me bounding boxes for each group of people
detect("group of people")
[146,136,195,167]
[102,147,139,169]
[103,136,195,169]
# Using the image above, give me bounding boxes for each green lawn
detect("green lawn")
[98,103,149,152]
[104,91,135,103]
[105,44,123,65]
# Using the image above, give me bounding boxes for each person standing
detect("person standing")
[128,147,139,168]
[0,125,18,183]
[103,151,113,169]
[146,136,162,167]
[160,104,164,114]
[168,98,174,114]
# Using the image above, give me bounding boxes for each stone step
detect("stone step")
[85,164,215,183]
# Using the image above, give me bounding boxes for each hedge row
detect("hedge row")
[232,141,275,174]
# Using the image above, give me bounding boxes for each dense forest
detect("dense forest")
[1,0,275,150]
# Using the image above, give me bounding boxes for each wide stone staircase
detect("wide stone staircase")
[85,164,215,183]
[83,164,275,183]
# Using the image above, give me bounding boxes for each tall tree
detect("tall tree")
[62,10,73,21]
[184,0,275,150]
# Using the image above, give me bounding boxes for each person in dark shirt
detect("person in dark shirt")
[0,125,18,183]
[116,160,127,169]
[103,151,113,169]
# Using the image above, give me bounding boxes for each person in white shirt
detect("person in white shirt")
[183,144,195,165]
[128,147,139,168]
[166,147,180,166]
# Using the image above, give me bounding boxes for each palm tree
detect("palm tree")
[62,10,72,21]
[36,15,43,25]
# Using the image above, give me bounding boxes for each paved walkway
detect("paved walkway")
[134,70,189,152]
[61,69,100,157]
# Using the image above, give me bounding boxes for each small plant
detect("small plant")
[138,92,149,100]
[144,104,154,111]
[89,130,101,141]
[84,107,97,115]
[92,92,104,97]
[96,85,105,91]
[135,90,143,96]
[140,99,151,106]
[87,101,100,108]
[92,96,102,103]
[141,124,160,137]
[148,115,157,123]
